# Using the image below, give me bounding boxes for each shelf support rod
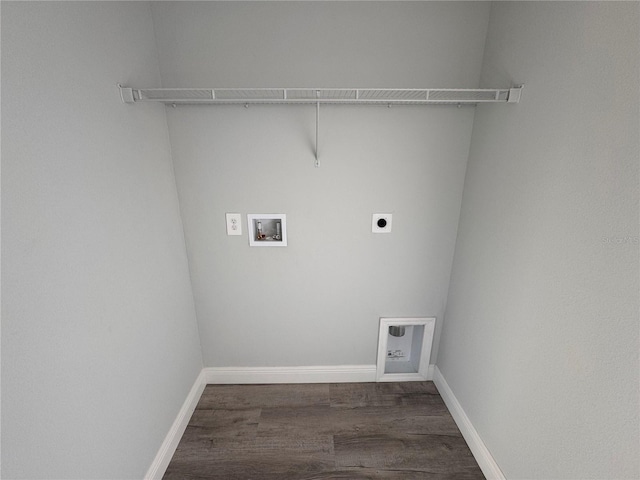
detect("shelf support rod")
[315,90,320,167]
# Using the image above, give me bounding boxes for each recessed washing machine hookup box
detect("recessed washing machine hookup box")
[376,317,435,382]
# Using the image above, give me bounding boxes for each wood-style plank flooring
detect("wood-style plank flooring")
[163,382,484,480]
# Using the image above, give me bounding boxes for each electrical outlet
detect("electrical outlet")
[226,213,242,235]
[372,213,392,233]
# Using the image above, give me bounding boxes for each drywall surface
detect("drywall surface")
[152,2,490,88]
[1,2,203,478]
[152,2,491,367]
[439,3,639,479]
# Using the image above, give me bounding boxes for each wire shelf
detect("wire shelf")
[120,86,522,105]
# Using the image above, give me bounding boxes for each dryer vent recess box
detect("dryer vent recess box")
[372,214,392,233]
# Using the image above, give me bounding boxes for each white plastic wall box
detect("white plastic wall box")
[376,317,435,382]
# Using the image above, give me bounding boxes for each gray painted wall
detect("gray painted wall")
[438,3,639,479]
[151,1,491,367]
[1,2,203,478]
[4,2,637,478]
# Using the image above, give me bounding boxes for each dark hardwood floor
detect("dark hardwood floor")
[163,382,484,480]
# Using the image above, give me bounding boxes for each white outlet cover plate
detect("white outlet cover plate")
[226,213,242,235]
[372,213,392,233]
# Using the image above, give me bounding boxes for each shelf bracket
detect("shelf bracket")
[118,84,135,104]
[315,91,320,167]
[508,85,524,103]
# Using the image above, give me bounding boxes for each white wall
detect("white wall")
[438,3,639,479]
[151,2,491,367]
[1,2,203,478]
[8,3,633,478]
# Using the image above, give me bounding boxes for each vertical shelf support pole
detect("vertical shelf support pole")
[315,90,320,167]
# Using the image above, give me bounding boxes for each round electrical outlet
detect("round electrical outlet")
[372,213,392,233]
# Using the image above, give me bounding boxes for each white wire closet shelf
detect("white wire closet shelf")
[119,86,523,105]
[119,85,523,167]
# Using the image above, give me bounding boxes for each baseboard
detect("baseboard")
[204,365,378,384]
[433,366,505,480]
[427,363,435,380]
[204,364,436,384]
[144,369,206,480]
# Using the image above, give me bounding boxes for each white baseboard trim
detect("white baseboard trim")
[144,369,207,480]
[427,363,435,380]
[433,366,505,480]
[204,365,378,384]
[204,364,436,384]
